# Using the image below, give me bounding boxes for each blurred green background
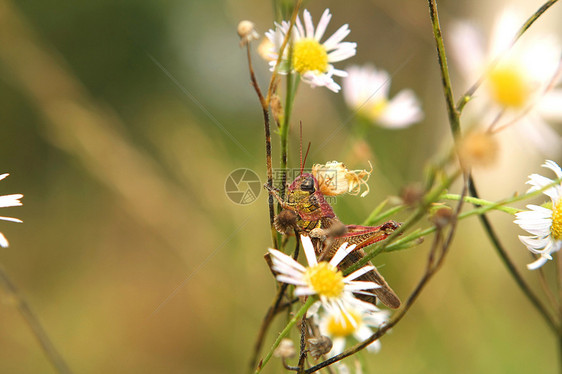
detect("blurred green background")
[0,0,561,373]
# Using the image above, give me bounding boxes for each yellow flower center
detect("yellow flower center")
[326,310,361,337]
[292,38,328,74]
[488,64,532,108]
[551,199,562,241]
[304,262,344,298]
[366,98,388,120]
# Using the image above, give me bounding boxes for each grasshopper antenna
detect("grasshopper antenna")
[299,121,303,175]
[299,122,312,176]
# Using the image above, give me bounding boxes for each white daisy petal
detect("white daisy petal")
[276,274,307,286]
[0,194,23,208]
[0,232,9,248]
[544,160,562,180]
[269,248,307,272]
[314,9,332,41]
[329,242,357,267]
[518,235,551,250]
[538,90,562,121]
[344,265,375,281]
[0,217,23,223]
[344,281,380,291]
[515,160,562,270]
[294,287,317,296]
[300,235,318,266]
[303,9,315,39]
[343,65,422,129]
[0,174,23,248]
[527,255,549,270]
[323,24,351,51]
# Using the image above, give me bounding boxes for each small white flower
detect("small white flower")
[317,304,389,357]
[268,235,380,321]
[514,160,562,269]
[265,9,356,92]
[449,9,562,155]
[343,65,423,129]
[0,173,23,248]
[311,161,372,197]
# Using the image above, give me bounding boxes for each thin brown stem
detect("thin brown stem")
[0,264,73,374]
[265,0,303,105]
[468,178,558,332]
[249,234,300,371]
[297,318,307,373]
[245,44,278,250]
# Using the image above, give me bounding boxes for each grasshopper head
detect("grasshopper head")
[287,173,318,203]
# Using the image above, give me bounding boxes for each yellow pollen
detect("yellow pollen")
[551,200,562,241]
[327,311,361,337]
[292,38,328,74]
[488,64,532,108]
[304,262,344,298]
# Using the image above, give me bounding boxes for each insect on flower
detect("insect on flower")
[267,149,401,309]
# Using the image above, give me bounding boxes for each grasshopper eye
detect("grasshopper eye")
[300,176,315,192]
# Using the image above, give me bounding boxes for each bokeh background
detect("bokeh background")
[1,0,561,373]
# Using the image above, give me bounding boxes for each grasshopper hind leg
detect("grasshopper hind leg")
[341,250,401,309]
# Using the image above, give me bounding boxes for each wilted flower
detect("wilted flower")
[343,65,423,129]
[0,174,23,248]
[449,9,562,154]
[312,161,372,197]
[514,160,562,269]
[268,235,381,321]
[265,9,356,92]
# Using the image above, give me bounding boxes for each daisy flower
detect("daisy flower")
[317,303,389,357]
[0,173,23,248]
[265,9,356,93]
[268,235,380,320]
[514,160,562,270]
[449,9,562,154]
[343,64,423,129]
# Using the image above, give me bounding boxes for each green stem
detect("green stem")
[428,0,460,139]
[254,296,316,374]
[440,193,519,215]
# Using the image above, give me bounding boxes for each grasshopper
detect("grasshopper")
[268,172,401,309]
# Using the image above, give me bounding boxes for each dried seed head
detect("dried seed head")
[430,206,454,229]
[273,338,296,359]
[237,20,259,47]
[307,335,333,359]
[400,183,424,207]
[458,131,499,169]
[274,209,298,234]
